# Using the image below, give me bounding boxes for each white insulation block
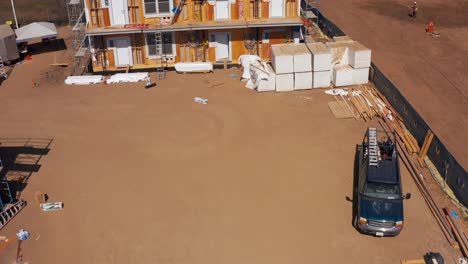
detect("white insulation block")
[352,67,370,84]
[326,42,350,66]
[270,44,294,74]
[306,42,331,71]
[313,71,331,88]
[332,65,354,87]
[276,73,294,92]
[258,64,277,92]
[294,72,312,90]
[348,42,371,69]
[292,44,312,72]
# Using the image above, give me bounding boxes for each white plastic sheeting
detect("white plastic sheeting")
[174,62,213,73]
[65,75,104,85]
[238,55,261,79]
[106,72,149,84]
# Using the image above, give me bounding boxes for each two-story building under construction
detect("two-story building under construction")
[83,0,303,72]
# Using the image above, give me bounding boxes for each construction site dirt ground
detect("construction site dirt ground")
[319,0,468,170]
[0,46,460,262]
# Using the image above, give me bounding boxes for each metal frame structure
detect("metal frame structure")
[66,0,84,26]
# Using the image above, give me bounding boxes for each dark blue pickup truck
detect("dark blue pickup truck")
[354,127,411,237]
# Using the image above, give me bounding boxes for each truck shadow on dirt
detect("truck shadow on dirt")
[346,144,361,230]
[0,138,53,203]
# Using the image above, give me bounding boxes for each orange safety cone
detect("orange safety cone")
[426,21,434,33]
[26,55,32,61]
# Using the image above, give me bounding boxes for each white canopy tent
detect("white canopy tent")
[15,22,58,43]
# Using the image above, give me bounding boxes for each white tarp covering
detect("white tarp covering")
[106,72,149,84]
[238,55,261,79]
[15,22,58,43]
[175,62,213,73]
[65,75,104,85]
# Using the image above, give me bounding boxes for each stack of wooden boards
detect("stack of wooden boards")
[329,84,420,155]
[327,36,371,87]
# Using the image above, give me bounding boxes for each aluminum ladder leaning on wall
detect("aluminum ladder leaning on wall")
[155,26,167,80]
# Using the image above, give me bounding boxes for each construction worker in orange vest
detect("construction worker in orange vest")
[411,2,418,18]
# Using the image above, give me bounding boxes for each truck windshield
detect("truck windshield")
[363,182,400,199]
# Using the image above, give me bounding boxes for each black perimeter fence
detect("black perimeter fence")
[309,8,468,206]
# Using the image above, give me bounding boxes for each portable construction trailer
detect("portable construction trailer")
[0,24,19,63]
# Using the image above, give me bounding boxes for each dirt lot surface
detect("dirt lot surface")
[319,0,468,170]
[0,0,67,25]
[0,45,460,262]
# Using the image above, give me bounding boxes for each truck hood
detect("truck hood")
[361,197,403,222]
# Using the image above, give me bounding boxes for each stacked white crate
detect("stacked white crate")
[306,42,332,88]
[291,44,312,90]
[327,37,372,87]
[270,44,295,91]
[347,41,371,85]
[257,64,277,92]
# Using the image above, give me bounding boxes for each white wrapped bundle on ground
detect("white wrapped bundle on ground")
[246,62,270,90]
[313,71,331,88]
[257,63,276,92]
[65,75,104,85]
[347,42,371,69]
[174,62,213,73]
[306,42,331,71]
[106,72,149,84]
[352,67,370,84]
[270,44,294,74]
[294,72,312,90]
[276,73,294,92]
[238,55,261,79]
[326,42,350,66]
[332,65,354,87]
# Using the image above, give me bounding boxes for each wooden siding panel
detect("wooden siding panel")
[107,50,115,67]
[102,8,111,26]
[231,0,239,19]
[261,1,269,18]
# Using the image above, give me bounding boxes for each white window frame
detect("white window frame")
[145,32,177,59]
[143,0,173,18]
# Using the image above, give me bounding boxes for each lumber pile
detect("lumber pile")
[327,84,420,154]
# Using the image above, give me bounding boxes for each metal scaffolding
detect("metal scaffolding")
[66,0,84,26]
